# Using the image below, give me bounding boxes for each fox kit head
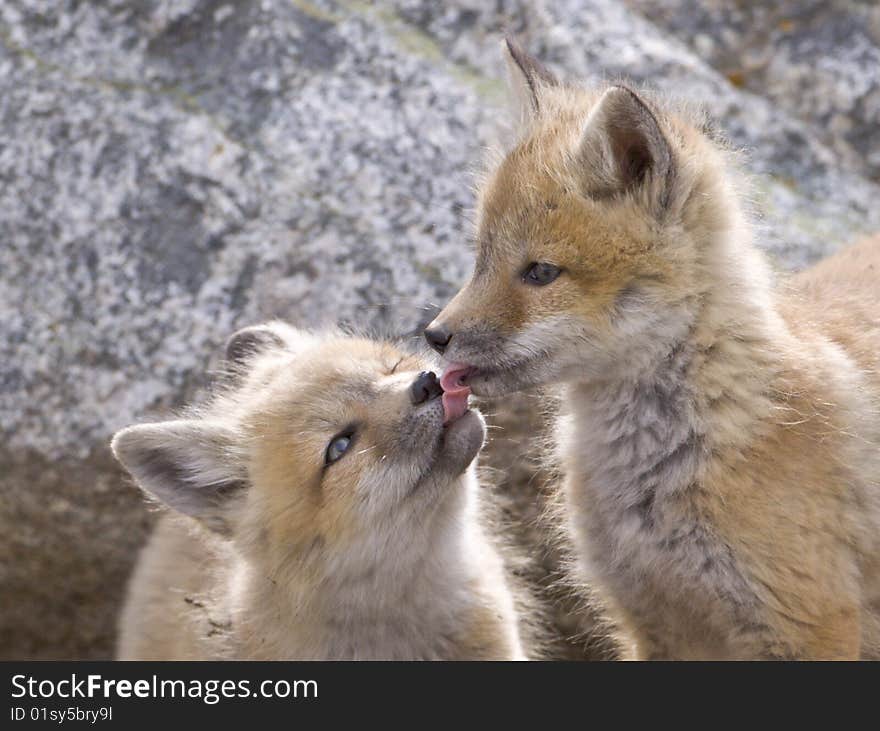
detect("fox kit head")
[427,40,739,396]
[112,322,485,580]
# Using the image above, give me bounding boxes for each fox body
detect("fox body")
[113,323,524,660]
[428,41,880,659]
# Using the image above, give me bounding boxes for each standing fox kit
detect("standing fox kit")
[428,40,880,659]
[112,323,523,659]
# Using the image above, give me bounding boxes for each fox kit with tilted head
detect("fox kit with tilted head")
[113,322,524,660]
[427,40,880,659]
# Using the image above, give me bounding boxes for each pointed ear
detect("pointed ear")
[579,86,675,214]
[225,321,310,366]
[503,37,558,127]
[225,324,286,366]
[111,420,246,534]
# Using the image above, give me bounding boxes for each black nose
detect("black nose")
[424,324,452,353]
[410,371,443,405]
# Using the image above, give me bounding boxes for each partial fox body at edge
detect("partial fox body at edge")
[113,323,524,660]
[428,40,880,659]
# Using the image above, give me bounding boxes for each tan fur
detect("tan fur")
[429,43,880,659]
[114,326,524,660]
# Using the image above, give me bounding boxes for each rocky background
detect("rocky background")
[2,0,879,659]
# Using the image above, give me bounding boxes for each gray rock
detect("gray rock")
[626,0,880,182]
[1,0,878,658]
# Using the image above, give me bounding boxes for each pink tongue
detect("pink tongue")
[440,365,472,424]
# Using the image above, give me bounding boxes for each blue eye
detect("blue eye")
[523,262,562,286]
[325,433,352,465]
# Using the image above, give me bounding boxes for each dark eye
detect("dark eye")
[325,433,353,465]
[523,262,562,286]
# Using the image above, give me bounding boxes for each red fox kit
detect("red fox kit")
[427,40,880,659]
[112,322,523,659]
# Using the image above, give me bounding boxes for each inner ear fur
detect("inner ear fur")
[579,85,675,213]
[225,323,288,366]
[111,419,246,535]
[223,320,314,371]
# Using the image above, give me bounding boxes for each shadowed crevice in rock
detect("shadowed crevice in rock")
[0,447,153,660]
[129,185,213,295]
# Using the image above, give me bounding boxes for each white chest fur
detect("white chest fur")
[560,354,759,657]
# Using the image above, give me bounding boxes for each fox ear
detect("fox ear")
[111,420,246,534]
[579,86,675,214]
[503,37,557,127]
[225,324,286,366]
[225,321,310,366]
